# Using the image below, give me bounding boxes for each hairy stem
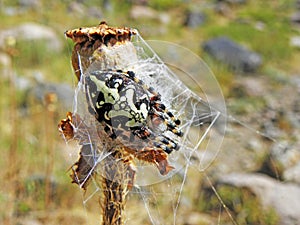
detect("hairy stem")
[101,152,129,225]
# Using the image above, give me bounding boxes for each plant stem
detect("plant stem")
[101,152,129,225]
[44,93,57,208]
[6,41,19,224]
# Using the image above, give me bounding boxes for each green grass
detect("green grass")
[13,40,57,68]
[227,97,267,115]
[199,185,280,225]
[148,0,184,10]
[202,7,293,64]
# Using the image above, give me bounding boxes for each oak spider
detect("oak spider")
[60,22,184,188]
[84,69,183,175]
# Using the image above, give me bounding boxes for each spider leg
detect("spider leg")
[149,109,183,137]
[154,135,179,153]
[126,71,157,95]
[152,102,181,125]
[124,70,183,136]
[150,100,180,123]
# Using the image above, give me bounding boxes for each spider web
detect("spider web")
[64,30,277,224]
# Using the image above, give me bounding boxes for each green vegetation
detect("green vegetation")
[200,185,280,225]
[148,0,183,10]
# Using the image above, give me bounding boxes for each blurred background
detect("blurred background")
[1,0,300,224]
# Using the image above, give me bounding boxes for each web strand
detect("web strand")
[61,24,281,225]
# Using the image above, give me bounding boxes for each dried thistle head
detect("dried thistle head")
[65,21,137,81]
[65,21,136,44]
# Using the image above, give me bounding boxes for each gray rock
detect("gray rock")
[268,139,300,183]
[158,13,170,24]
[232,77,267,97]
[291,12,300,24]
[288,79,300,128]
[284,162,300,184]
[290,36,300,48]
[202,37,262,72]
[67,2,85,16]
[130,5,169,24]
[260,111,285,139]
[184,11,206,28]
[103,0,113,11]
[292,76,300,91]
[130,5,157,20]
[19,0,41,9]
[11,71,74,111]
[271,141,300,170]
[0,23,62,52]
[177,212,215,225]
[3,0,41,15]
[219,173,300,225]
[297,0,300,9]
[16,219,42,225]
[15,75,32,91]
[215,2,232,17]
[0,52,11,67]
[254,21,266,31]
[30,81,74,110]
[87,7,103,19]
[3,7,26,16]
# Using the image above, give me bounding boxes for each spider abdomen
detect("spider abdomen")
[86,71,150,131]
[84,70,182,158]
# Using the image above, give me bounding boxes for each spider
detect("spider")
[60,22,183,189]
[84,70,183,175]
[58,70,183,188]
